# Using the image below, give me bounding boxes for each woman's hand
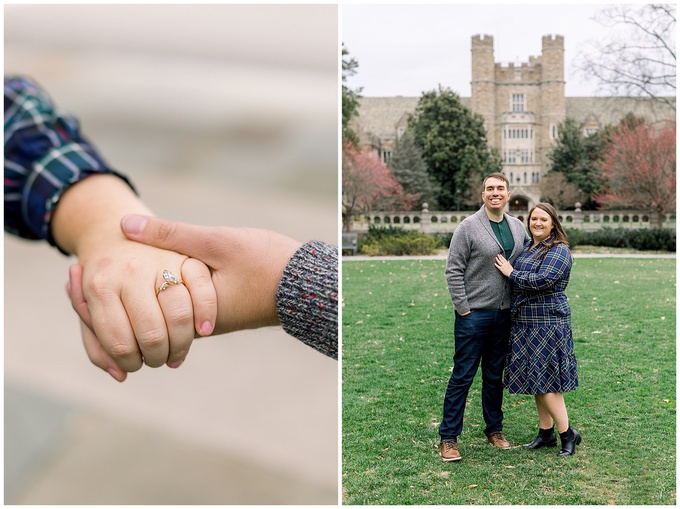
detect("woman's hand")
[70,239,217,381]
[53,174,217,381]
[494,253,514,277]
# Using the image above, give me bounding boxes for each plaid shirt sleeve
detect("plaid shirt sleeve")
[4,76,133,251]
[509,243,572,292]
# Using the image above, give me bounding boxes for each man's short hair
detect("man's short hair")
[483,172,510,189]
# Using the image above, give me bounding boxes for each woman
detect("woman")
[494,203,580,456]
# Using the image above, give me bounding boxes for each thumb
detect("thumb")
[121,215,221,265]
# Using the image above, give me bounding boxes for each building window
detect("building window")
[520,150,530,163]
[505,125,532,138]
[512,93,525,112]
[382,151,391,164]
[551,124,558,139]
[584,127,598,137]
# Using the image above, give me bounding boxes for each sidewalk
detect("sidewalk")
[342,253,676,261]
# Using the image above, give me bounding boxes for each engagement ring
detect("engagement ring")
[156,270,184,296]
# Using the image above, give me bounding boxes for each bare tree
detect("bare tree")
[540,172,582,211]
[577,4,676,111]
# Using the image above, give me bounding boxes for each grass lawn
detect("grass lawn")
[341,257,675,505]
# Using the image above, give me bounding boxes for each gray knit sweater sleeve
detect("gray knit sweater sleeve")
[275,240,338,360]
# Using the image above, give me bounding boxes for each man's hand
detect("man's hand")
[119,215,303,334]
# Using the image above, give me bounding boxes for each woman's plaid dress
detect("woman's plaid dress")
[504,240,579,395]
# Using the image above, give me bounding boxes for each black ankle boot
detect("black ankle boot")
[523,426,557,449]
[558,426,581,456]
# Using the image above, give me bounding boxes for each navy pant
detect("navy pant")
[439,309,511,441]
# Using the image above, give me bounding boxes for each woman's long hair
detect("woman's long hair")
[528,203,570,258]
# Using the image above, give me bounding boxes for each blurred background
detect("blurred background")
[5,4,338,504]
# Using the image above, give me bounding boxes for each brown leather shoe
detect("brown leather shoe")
[440,440,461,462]
[487,432,511,449]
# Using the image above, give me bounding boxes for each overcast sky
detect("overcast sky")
[342,4,618,98]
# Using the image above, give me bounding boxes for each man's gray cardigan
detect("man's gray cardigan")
[445,206,529,315]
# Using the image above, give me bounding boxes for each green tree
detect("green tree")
[547,117,608,209]
[342,44,362,146]
[408,86,502,209]
[387,131,439,209]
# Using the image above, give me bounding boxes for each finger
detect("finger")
[155,278,195,368]
[79,319,128,382]
[181,258,217,337]
[84,274,144,372]
[68,264,94,332]
[121,215,222,266]
[120,278,171,369]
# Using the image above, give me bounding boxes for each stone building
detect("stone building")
[350,34,675,210]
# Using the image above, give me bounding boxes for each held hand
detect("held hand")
[119,215,303,335]
[67,240,217,381]
[67,267,127,382]
[494,253,514,277]
[52,175,218,381]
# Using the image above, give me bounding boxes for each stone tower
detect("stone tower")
[471,34,496,137]
[539,35,566,176]
[470,34,566,210]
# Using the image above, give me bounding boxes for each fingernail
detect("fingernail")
[200,321,214,336]
[122,215,148,235]
[168,360,184,369]
[107,368,122,381]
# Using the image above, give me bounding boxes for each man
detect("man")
[439,172,529,462]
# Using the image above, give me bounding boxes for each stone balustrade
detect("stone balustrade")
[349,206,675,233]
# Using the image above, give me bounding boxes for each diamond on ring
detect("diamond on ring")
[156,270,184,295]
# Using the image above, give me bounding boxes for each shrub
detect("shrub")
[437,232,454,248]
[564,228,587,249]
[626,228,676,251]
[359,227,442,256]
[357,226,675,255]
[565,227,675,252]
[590,228,628,248]
[362,225,409,242]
